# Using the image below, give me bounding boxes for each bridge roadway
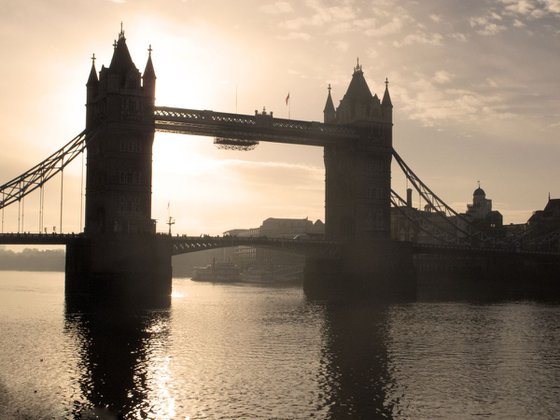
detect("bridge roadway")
[0,233,341,258]
[0,232,556,259]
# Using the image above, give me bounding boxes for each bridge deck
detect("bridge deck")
[0,233,82,245]
[1,233,556,260]
[154,106,360,146]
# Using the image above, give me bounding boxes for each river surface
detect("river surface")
[1,271,560,419]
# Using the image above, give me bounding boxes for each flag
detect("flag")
[285,92,290,106]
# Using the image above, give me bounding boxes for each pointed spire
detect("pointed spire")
[143,44,156,80]
[87,53,98,86]
[119,21,125,39]
[382,77,392,107]
[323,83,336,123]
[343,62,372,104]
[354,57,362,73]
[108,25,137,75]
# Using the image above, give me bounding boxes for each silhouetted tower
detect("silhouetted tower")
[323,60,393,240]
[84,27,156,235]
[67,28,171,299]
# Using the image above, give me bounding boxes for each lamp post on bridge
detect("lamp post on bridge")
[167,217,175,236]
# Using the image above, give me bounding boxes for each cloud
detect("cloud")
[499,0,534,15]
[364,16,405,36]
[334,40,349,51]
[277,31,311,41]
[260,1,294,14]
[433,71,454,84]
[429,14,442,23]
[227,160,323,188]
[393,31,443,47]
[469,13,508,35]
[544,0,560,13]
[393,73,513,127]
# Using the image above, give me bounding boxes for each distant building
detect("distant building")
[224,217,324,239]
[525,197,560,252]
[224,217,325,276]
[528,198,560,229]
[391,184,504,244]
[464,184,503,232]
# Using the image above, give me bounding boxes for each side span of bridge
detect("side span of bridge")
[0,233,82,246]
[170,235,342,258]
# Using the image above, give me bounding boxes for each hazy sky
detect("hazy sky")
[0,0,559,235]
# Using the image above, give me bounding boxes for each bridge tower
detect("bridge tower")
[66,29,171,300]
[85,28,155,234]
[323,61,393,241]
[305,62,415,299]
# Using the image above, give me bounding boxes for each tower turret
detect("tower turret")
[143,45,156,100]
[335,59,382,124]
[86,54,99,128]
[323,84,336,123]
[381,78,393,123]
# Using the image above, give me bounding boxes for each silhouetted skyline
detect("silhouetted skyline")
[1,1,559,235]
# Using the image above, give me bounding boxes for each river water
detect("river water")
[1,271,559,419]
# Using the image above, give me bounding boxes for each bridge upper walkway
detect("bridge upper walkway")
[154,106,360,146]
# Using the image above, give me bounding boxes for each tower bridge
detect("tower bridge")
[1,29,558,300]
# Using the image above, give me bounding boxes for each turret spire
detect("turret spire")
[354,57,362,73]
[143,44,156,81]
[382,77,392,107]
[87,53,98,86]
[323,83,336,123]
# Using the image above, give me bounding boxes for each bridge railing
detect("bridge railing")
[169,234,342,257]
[0,232,83,245]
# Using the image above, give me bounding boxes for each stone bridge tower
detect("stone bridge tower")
[85,28,156,235]
[66,29,171,301]
[305,62,414,299]
[323,61,393,241]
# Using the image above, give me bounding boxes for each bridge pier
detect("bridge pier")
[304,240,416,301]
[65,235,172,301]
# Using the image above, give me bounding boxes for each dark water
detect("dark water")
[1,271,560,419]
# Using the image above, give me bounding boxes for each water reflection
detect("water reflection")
[64,296,171,419]
[318,302,396,419]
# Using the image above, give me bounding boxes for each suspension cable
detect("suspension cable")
[0,129,91,211]
[17,198,21,233]
[392,148,489,242]
[39,181,44,233]
[60,157,64,234]
[391,189,461,244]
[79,150,84,231]
[21,194,25,233]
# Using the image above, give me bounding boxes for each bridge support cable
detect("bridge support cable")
[79,151,84,231]
[59,156,64,234]
[392,148,490,243]
[17,198,21,233]
[39,181,45,233]
[21,194,25,233]
[1,192,4,233]
[0,130,92,212]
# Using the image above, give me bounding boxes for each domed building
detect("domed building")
[465,183,503,231]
